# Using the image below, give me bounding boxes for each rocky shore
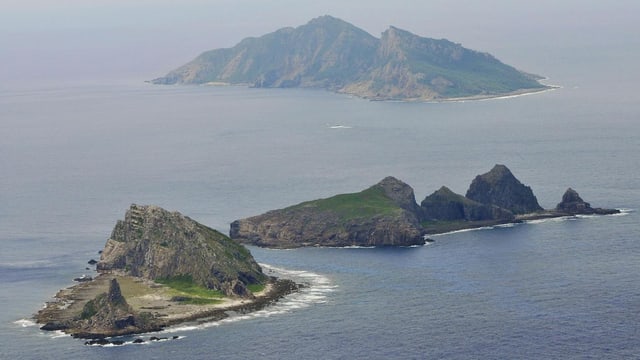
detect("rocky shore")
[36,273,298,340]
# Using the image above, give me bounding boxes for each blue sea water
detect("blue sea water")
[1,58,640,358]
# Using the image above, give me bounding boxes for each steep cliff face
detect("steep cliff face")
[97,205,266,297]
[230,177,426,248]
[152,16,547,101]
[420,186,514,222]
[466,165,543,215]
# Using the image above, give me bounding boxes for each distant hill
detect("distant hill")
[152,15,549,101]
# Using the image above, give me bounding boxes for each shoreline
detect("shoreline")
[35,273,299,340]
[424,208,622,238]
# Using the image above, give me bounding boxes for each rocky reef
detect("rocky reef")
[231,165,619,248]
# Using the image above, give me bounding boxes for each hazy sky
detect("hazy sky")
[1,1,639,87]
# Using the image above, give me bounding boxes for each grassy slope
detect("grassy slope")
[288,186,402,221]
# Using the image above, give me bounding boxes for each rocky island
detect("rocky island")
[151,16,551,101]
[36,205,298,341]
[230,165,619,248]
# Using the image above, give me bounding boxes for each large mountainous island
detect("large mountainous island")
[151,16,550,101]
[230,165,619,248]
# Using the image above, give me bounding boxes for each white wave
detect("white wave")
[611,209,634,216]
[495,223,516,228]
[13,319,37,327]
[163,264,336,335]
[524,216,573,225]
[430,225,496,236]
[328,125,352,129]
[49,330,68,339]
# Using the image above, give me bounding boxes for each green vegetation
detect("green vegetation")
[247,283,266,293]
[152,16,546,101]
[156,274,224,304]
[80,296,101,319]
[294,186,401,220]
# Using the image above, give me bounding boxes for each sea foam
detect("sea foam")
[163,264,336,334]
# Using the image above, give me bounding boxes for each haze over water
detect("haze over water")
[1,2,639,358]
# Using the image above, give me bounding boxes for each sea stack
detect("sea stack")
[556,188,620,215]
[466,164,543,215]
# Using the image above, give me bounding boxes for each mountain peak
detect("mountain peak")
[466,165,543,214]
[152,16,549,101]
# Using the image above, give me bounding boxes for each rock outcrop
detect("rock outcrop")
[556,188,620,215]
[420,186,514,222]
[466,164,543,215]
[71,279,152,338]
[151,16,548,101]
[97,204,267,297]
[230,177,426,248]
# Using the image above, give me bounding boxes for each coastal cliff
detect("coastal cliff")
[230,177,426,248]
[98,204,266,297]
[231,165,619,248]
[151,16,549,101]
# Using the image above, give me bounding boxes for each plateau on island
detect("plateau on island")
[230,165,619,248]
[36,205,298,340]
[151,16,551,101]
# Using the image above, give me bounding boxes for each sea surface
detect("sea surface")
[2,56,640,358]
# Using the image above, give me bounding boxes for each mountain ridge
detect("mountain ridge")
[152,15,550,101]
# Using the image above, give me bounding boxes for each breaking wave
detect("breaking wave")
[163,264,336,334]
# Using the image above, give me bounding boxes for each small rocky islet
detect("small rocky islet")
[230,164,619,248]
[36,205,298,340]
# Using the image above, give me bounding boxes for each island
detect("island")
[36,205,298,344]
[151,15,552,101]
[230,165,619,248]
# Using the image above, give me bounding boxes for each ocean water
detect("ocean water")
[2,61,640,358]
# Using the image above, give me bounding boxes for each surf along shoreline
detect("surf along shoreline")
[36,271,299,341]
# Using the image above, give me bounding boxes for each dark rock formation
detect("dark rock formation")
[466,164,543,215]
[230,177,426,248]
[151,16,548,101]
[421,186,514,222]
[97,204,267,297]
[556,188,620,215]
